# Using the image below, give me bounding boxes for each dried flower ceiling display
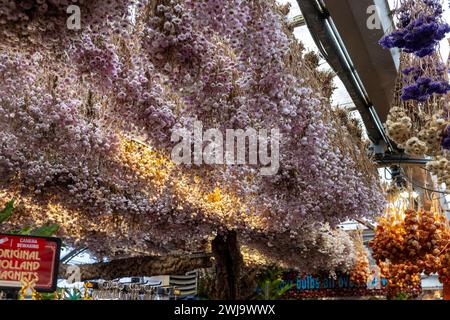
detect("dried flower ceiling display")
[0,1,392,301]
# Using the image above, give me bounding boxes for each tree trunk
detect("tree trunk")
[58,253,212,281]
[211,230,244,300]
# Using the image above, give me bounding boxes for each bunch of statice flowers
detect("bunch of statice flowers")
[400,63,450,101]
[380,0,450,57]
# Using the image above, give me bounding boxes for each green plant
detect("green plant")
[15,224,60,237]
[256,267,294,300]
[0,198,59,236]
[0,198,15,224]
[393,292,410,300]
[64,288,82,300]
[39,292,57,300]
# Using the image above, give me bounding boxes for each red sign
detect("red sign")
[0,234,61,292]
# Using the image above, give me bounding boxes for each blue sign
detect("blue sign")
[281,274,388,291]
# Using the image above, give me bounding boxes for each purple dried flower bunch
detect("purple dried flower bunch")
[384,1,450,187]
[380,0,450,57]
[380,0,450,102]
[400,61,450,101]
[385,54,450,156]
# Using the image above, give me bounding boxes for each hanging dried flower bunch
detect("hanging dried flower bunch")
[349,231,371,286]
[382,0,450,190]
[379,261,422,297]
[380,0,450,58]
[369,196,450,297]
[385,54,449,156]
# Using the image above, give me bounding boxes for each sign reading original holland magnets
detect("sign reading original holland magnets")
[0,234,61,292]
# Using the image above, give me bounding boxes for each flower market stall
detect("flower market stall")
[0,0,449,304]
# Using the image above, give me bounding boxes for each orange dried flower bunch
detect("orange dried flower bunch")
[350,255,370,286]
[370,207,450,296]
[350,232,370,286]
[379,262,422,297]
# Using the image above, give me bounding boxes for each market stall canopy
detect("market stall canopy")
[297,0,398,148]
[323,0,399,123]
